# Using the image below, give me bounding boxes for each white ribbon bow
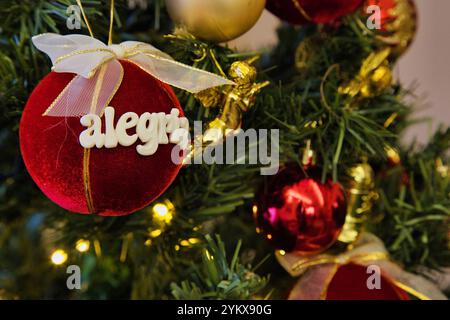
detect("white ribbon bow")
[32,33,234,117]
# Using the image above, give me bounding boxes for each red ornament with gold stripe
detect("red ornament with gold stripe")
[19,33,231,216]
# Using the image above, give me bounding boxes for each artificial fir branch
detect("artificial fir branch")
[0,3,448,299]
[171,235,268,300]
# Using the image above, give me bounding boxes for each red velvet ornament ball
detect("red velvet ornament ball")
[20,60,183,216]
[266,0,364,25]
[326,263,410,300]
[254,164,347,254]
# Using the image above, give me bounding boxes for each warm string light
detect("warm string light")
[149,229,162,238]
[146,200,176,244]
[152,200,175,225]
[50,249,68,265]
[146,200,201,250]
[179,238,201,247]
[75,239,90,253]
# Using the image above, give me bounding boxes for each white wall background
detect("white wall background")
[229,0,450,145]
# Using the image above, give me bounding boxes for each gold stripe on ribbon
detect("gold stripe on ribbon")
[53,48,116,78]
[83,148,95,213]
[54,48,115,65]
[291,252,390,273]
[391,280,432,301]
[99,64,123,117]
[291,0,312,22]
[82,64,108,214]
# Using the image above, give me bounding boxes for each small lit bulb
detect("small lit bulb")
[188,238,201,245]
[75,239,90,253]
[149,229,162,238]
[51,249,68,265]
[152,200,175,224]
[180,239,190,247]
[153,203,168,216]
[252,205,258,217]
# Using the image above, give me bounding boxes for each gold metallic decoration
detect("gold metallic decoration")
[338,162,379,244]
[339,48,393,98]
[165,0,266,43]
[377,0,417,57]
[436,158,449,178]
[195,56,269,145]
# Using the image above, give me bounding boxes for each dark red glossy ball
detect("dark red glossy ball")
[266,0,364,25]
[254,164,347,254]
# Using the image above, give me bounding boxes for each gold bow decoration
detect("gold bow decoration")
[276,233,447,300]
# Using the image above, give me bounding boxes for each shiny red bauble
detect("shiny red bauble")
[20,60,183,216]
[254,164,347,254]
[266,0,364,25]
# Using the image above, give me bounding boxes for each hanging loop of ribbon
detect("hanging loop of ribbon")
[32,33,234,117]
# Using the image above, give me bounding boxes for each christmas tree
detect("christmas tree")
[0,0,448,300]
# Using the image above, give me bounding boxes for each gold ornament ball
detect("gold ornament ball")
[165,0,266,43]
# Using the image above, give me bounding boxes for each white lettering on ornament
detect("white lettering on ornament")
[79,106,189,156]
